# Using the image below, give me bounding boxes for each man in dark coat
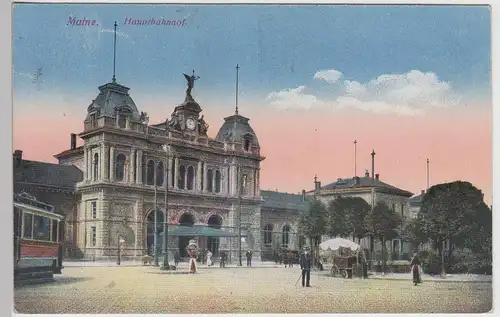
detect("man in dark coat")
[410,253,422,286]
[299,246,312,287]
[246,250,253,267]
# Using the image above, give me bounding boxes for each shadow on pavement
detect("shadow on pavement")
[147,271,194,275]
[15,276,95,288]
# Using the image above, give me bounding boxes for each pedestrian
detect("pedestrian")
[174,250,181,268]
[299,246,312,287]
[289,251,294,268]
[206,250,213,267]
[410,252,423,286]
[246,249,252,267]
[220,250,226,268]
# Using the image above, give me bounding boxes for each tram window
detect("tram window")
[23,213,33,238]
[33,215,51,241]
[13,207,21,237]
[51,220,59,242]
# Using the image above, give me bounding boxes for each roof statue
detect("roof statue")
[183,70,200,101]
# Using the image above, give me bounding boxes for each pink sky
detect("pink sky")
[13,99,492,205]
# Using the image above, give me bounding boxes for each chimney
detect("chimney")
[364,170,370,178]
[301,189,306,201]
[371,149,376,180]
[13,150,23,168]
[421,189,425,195]
[354,176,360,185]
[70,133,77,150]
[313,175,321,192]
[375,173,379,180]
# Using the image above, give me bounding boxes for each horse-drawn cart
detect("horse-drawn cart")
[330,255,358,278]
[320,238,368,279]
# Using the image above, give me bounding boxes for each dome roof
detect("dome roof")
[86,81,141,121]
[215,113,259,147]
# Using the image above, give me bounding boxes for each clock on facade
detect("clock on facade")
[186,117,196,131]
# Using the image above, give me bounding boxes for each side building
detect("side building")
[308,170,414,260]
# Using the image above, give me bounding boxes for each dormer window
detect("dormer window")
[115,105,133,129]
[242,133,253,152]
[89,113,97,128]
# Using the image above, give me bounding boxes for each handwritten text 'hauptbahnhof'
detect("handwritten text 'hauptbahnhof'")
[67,17,187,27]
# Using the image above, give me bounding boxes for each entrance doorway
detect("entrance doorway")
[207,215,223,256]
[146,209,164,256]
[178,213,195,257]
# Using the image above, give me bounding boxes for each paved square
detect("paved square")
[14,266,492,313]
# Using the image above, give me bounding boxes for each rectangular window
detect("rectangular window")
[51,220,59,242]
[392,203,395,212]
[401,204,404,219]
[91,201,97,219]
[91,226,97,246]
[13,207,21,237]
[23,213,33,238]
[33,215,51,241]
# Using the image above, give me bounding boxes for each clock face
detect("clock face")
[186,118,196,130]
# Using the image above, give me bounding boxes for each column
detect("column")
[83,147,88,181]
[167,156,174,188]
[221,166,227,195]
[173,157,179,189]
[212,171,216,194]
[203,162,208,193]
[196,161,202,192]
[227,166,231,194]
[103,144,109,180]
[100,144,105,181]
[87,148,93,181]
[109,146,115,181]
[136,150,142,184]
[231,165,237,196]
[129,149,136,184]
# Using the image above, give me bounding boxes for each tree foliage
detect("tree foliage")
[364,201,402,242]
[418,181,483,243]
[326,196,370,240]
[364,201,402,271]
[415,181,489,275]
[298,199,328,239]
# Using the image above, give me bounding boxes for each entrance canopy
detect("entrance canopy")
[164,225,246,237]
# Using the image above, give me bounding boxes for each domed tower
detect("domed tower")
[85,81,143,132]
[215,113,260,154]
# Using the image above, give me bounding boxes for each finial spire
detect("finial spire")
[112,21,117,83]
[235,64,240,115]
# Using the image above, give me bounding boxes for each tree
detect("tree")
[364,201,402,273]
[326,196,370,243]
[463,202,492,264]
[418,181,484,277]
[298,199,328,245]
[403,217,428,253]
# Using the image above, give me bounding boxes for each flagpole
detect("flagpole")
[354,140,357,177]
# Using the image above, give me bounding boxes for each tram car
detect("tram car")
[13,192,64,284]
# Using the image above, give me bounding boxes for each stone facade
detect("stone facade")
[55,78,264,260]
[309,172,414,261]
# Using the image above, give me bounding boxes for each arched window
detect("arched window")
[186,166,195,190]
[93,153,99,181]
[178,165,186,190]
[263,224,273,246]
[241,174,248,195]
[207,169,214,192]
[215,170,221,193]
[146,160,155,185]
[244,139,251,151]
[282,225,291,248]
[115,154,126,181]
[156,161,164,186]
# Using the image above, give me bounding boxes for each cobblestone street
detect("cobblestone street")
[14,266,492,314]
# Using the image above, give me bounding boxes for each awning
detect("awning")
[160,225,246,237]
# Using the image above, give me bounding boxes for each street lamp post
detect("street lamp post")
[153,170,159,267]
[237,165,243,267]
[162,143,170,269]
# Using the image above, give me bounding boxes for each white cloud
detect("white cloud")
[268,69,461,116]
[313,69,343,84]
[266,86,331,110]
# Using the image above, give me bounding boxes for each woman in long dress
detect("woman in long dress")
[206,250,213,267]
[410,253,422,286]
[186,240,198,274]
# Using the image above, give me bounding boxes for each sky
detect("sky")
[12,4,492,204]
